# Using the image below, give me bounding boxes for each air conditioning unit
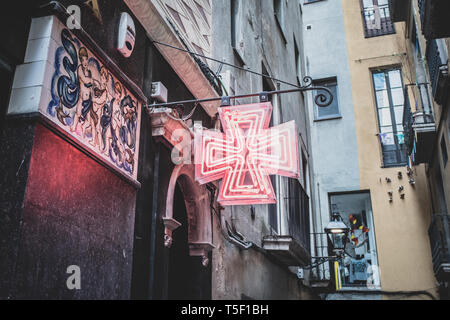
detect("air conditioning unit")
[151,82,168,103]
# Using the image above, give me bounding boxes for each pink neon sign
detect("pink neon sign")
[194,102,300,206]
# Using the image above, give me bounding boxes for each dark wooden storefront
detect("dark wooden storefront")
[0,0,213,300]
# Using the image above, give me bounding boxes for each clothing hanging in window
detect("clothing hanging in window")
[349,258,369,283]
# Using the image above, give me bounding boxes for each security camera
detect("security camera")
[117,12,135,58]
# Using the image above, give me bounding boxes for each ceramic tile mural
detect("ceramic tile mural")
[44,19,141,180]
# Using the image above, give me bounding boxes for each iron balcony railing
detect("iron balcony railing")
[309,232,332,282]
[428,214,450,279]
[418,0,450,40]
[426,39,450,105]
[403,84,435,162]
[388,0,411,23]
[362,3,395,38]
[427,39,443,97]
[403,87,414,156]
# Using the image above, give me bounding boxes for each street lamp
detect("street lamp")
[304,212,350,274]
[325,212,350,257]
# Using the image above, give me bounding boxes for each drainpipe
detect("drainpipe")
[221,212,253,250]
[209,186,252,250]
[209,189,305,275]
[148,144,160,300]
[217,206,304,272]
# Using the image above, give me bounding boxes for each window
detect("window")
[372,69,407,167]
[441,136,448,168]
[427,39,449,104]
[302,150,308,189]
[231,0,238,49]
[361,0,395,38]
[313,78,340,121]
[411,21,434,116]
[268,175,279,233]
[231,0,245,66]
[294,39,303,86]
[329,192,380,289]
[274,0,287,43]
[287,179,310,251]
[264,65,279,233]
[274,0,282,25]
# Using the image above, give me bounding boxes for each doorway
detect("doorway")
[167,180,212,300]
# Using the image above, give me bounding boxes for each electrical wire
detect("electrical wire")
[164,103,199,122]
[152,40,302,89]
[328,287,439,300]
[46,1,300,92]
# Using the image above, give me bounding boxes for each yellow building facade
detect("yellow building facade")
[340,0,437,298]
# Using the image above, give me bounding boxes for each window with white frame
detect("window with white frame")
[372,68,408,167]
[329,192,380,289]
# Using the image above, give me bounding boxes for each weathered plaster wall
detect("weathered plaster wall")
[210,0,315,300]
[302,0,361,265]
[212,211,313,300]
[340,0,437,299]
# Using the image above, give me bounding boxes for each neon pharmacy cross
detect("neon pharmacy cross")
[194,102,300,206]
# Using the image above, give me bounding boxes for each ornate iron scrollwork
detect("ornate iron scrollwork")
[147,76,335,114]
[300,76,334,108]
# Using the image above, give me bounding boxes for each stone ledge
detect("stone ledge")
[262,235,311,267]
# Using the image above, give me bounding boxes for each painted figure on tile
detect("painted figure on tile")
[91,67,112,148]
[100,82,118,155]
[70,46,93,137]
[120,96,137,173]
[110,82,125,165]
[53,29,80,125]
[47,27,139,176]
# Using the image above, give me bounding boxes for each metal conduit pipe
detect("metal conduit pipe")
[208,184,298,273]
[208,184,252,250]
[222,215,253,250]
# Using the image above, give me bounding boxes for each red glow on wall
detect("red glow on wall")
[194,102,300,206]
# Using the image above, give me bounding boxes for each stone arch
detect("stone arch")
[163,164,215,264]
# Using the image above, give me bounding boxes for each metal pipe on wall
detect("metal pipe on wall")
[147,144,160,300]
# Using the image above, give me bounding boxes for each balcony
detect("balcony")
[428,214,450,281]
[362,3,395,38]
[388,0,411,23]
[263,180,311,267]
[419,0,450,40]
[403,84,436,164]
[426,39,450,106]
[308,232,333,293]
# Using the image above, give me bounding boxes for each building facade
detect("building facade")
[0,0,317,300]
[1,0,446,301]
[303,0,438,300]
[209,0,315,300]
[390,0,450,299]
